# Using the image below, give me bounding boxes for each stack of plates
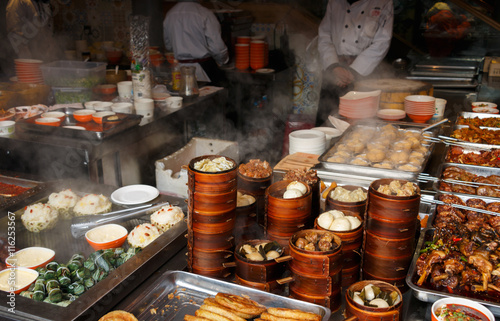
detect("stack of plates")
[339,90,381,119]
[15,59,44,84]
[376,109,406,121]
[289,129,326,155]
[404,95,435,123]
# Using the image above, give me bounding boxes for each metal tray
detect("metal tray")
[0,174,44,209]
[407,228,500,316]
[16,107,142,140]
[432,162,500,199]
[0,180,187,321]
[459,112,500,120]
[119,270,331,321]
[318,120,438,182]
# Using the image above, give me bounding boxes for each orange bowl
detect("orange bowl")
[407,113,433,123]
[95,84,117,95]
[73,109,96,122]
[92,111,115,124]
[85,224,128,251]
[35,117,61,126]
[0,267,38,294]
[6,247,55,269]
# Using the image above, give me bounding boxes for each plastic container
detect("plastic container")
[52,87,92,104]
[40,60,106,88]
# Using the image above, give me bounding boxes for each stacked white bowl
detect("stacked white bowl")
[289,129,326,155]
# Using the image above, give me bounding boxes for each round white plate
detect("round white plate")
[111,184,160,205]
[63,126,86,130]
[256,68,275,73]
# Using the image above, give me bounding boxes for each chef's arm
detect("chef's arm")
[317,0,340,71]
[205,12,229,65]
[350,1,394,76]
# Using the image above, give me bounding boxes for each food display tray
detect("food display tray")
[407,228,500,316]
[432,162,500,200]
[318,120,438,182]
[118,270,331,321]
[15,107,142,140]
[459,112,500,121]
[0,174,45,210]
[0,180,187,321]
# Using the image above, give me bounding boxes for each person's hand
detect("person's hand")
[332,66,355,87]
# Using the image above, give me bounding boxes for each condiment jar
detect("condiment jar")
[179,66,199,99]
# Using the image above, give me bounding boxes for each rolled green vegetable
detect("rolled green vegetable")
[58,273,71,286]
[83,277,95,290]
[56,300,73,307]
[83,258,96,272]
[20,291,34,299]
[67,281,85,296]
[46,279,62,303]
[46,261,59,272]
[89,251,111,273]
[67,254,84,272]
[56,264,70,277]
[44,269,56,280]
[33,279,46,301]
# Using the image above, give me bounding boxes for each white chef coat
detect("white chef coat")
[163,1,229,82]
[318,0,393,76]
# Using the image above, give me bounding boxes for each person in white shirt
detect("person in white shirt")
[315,0,393,126]
[163,0,229,85]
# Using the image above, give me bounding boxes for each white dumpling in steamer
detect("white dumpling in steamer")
[286,181,307,194]
[317,211,334,230]
[329,217,352,231]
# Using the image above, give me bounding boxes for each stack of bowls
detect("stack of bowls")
[404,95,435,123]
[250,40,267,70]
[15,59,44,84]
[288,129,326,155]
[187,155,238,279]
[235,44,250,70]
[339,90,381,119]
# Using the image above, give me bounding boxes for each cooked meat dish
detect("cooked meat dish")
[439,166,500,198]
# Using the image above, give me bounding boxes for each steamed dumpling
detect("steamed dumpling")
[317,212,334,230]
[329,217,351,231]
[287,181,307,194]
[345,216,362,229]
[283,189,303,199]
[330,210,345,219]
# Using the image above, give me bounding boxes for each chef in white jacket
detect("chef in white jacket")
[316,0,393,126]
[163,0,229,86]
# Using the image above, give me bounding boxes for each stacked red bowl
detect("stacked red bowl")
[404,95,435,123]
[339,90,381,119]
[250,40,267,70]
[235,44,250,70]
[15,59,44,84]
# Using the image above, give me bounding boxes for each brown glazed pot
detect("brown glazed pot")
[289,267,341,296]
[289,229,343,278]
[325,185,368,219]
[234,239,286,283]
[234,274,283,294]
[189,247,234,270]
[290,287,341,313]
[345,280,403,321]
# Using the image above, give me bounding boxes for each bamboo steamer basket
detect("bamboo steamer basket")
[315,215,363,287]
[191,265,233,279]
[290,287,341,313]
[192,208,235,224]
[362,270,407,291]
[345,280,403,321]
[191,189,237,212]
[364,230,415,258]
[189,247,234,270]
[235,274,283,294]
[289,229,342,278]
[234,239,287,283]
[237,171,272,226]
[325,185,368,219]
[362,251,414,279]
[355,78,433,111]
[189,228,234,250]
[234,200,262,244]
[266,233,291,254]
[366,179,420,239]
[289,268,341,296]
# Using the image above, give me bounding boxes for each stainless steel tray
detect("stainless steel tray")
[407,228,500,316]
[16,107,142,141]
[318,120,438,182]
[119,270,331,321]
[443,143,500,166]
[459,112,500,120]
[0,180,187,321]
[0,174,44,210]
[433,162,500,199]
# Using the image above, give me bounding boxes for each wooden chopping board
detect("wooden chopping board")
[355,78,433,110]
[274,152,320,172]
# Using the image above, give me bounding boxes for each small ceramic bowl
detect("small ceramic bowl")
[0,267,38,294]
[431,297,494,321]
[0,121,15,136]
[84,101,101,110]
[92,111,115,124]
[85,224,128,251]
[35,117,61,126]
[472,101,497,109]
[41,111,66,120]
[73,109,96,122]
[95,84,117,95]
[93,102,113,112]
[6,247,55,269]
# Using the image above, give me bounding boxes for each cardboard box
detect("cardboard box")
[490,62,500,77]
[155,137,239,198]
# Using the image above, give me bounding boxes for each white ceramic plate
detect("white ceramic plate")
[256,68,275,73]
[111,184,160,205]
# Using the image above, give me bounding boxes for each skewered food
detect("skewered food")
[150,205,184,233]
[238,159,272,178]
[349,284,400,308]
[194,157,234,172]
[21,203,59,232]
[47,189,79,219]
[238,241,282,261]
[127,223,161,248]
[73,194,112,216]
